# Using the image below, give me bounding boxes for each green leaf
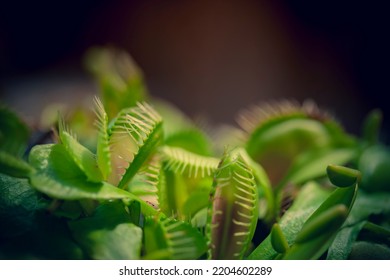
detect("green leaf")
[294,205,348,243]
[0,150,34,178]
[28,144,145,202]
[0,105,29,156]
[326,221,366,260]
[0,173,44,238]
[207,148,258,260]
[327,191,390,259]
[127,200,142,226]
[282,182,358,259]
[307,184,358,223]
[143,217,207,260]
[361,222,390,242]
[327,164,361,188]
[58,117,103,182]
[270,223,289,253]
[348,241,390,260]
[93,97,111,180]
[276,148,357,191]
[247,182,330,260]
[282,206,348,260]
[346,190,390,226]
[69,202,142,260]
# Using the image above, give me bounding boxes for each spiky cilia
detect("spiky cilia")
[206,148,258,259]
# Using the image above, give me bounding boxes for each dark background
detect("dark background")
[0,0,389,136]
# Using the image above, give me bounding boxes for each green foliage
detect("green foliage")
[327,191,390,259]
[28,144,134,201]
[58,116,103,183]
[143,217,207,260]
[270,223,289,254]
[0,105,30,157]
[327,164,361,188]
[358,145,390,192]
[1,48,389,260]
[0,105,34,179]
[0,173,45,238]
[68,202,143,260]
[281,167,359,260]
[247,182,331,260]
[276,148,357,191]
[0,150,34,178]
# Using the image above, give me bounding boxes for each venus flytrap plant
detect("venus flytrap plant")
[206,148,258,259]
[24,99,163,219]
[107,102,163,188]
